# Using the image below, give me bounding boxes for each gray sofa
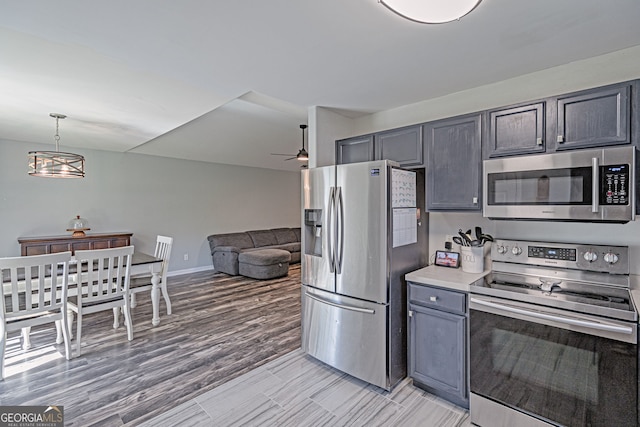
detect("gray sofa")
[207,228,301,276]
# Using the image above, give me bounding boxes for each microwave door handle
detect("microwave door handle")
[592,157,599,213]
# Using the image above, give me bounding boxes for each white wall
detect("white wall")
[308,106,355,168]
[0,139,301,273]
[312,45,640,273]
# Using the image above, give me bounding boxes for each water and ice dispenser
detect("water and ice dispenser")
[304,209,322,256]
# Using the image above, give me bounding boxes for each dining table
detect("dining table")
[4,250,167,350]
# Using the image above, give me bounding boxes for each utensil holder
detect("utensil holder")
[461,245,484,273]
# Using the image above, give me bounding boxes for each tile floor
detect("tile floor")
[140,349,470,427]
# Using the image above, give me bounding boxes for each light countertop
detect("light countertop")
[408,266,640,323]
[405,265,490,292]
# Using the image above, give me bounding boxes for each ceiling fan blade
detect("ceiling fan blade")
[271,153,296,156]
[284,157,297,161]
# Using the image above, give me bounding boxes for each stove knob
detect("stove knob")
[604,252,619,264]
[511,246,522,256]
[583,251,598,262]
[497,245,507,254]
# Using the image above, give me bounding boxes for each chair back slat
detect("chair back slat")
[1,252,71,320]
[74,246,133,305]
[154,235,173,279]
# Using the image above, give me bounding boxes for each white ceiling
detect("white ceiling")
[2,0,640,172]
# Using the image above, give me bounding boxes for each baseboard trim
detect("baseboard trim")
[167,265,215,277]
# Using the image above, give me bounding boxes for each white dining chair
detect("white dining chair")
[68,246,134,357]
[1,252,73,380]
[130,235,173,315]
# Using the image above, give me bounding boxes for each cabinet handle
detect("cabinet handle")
[536,137,543,146]
[472,197,478,204]
[429,296,438,302]
[557,135,564,143]
[409,310,413,317]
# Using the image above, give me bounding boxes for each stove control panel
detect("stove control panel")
[528,246,576,261]
[492,239,629,274]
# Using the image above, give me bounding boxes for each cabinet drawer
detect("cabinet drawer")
[408,283,466,315]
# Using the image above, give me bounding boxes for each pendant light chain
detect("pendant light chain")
[54,116,61,151]
[51,112,67,152]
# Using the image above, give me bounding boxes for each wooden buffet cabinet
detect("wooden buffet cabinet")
[18,232,133,256]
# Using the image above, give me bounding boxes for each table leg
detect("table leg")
[161,280,172,315]
[151,272,160,326]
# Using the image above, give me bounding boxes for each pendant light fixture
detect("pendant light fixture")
[380,0,482,24]
[297,124,309,161]
[28,113,85,178]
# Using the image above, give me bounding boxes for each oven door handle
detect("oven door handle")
[470,297,633,335]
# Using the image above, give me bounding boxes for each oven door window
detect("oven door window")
[470,309,637,427]
[487,167,592,206]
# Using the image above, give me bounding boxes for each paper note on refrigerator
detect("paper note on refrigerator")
[393,208,417,247]
[392,169,416,208]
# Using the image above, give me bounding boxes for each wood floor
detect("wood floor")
[0,264,302,426]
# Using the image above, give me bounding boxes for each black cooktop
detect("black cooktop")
[472,272,637,322]
[486,279,632,312]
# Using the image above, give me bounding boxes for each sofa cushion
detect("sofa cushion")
[292,228,301,242]
[207,232,254,251]
[238,248,291,266]
[271,228,297,244]
[270,243,300,253]
[247,230,278,248]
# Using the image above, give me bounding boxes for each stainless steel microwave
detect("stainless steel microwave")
[483,146,636,223]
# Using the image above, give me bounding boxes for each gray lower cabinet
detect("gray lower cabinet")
[485,101,546,158]
[425,113,482,210]
[374,125,424,167]
[408,282,468,408]
[336,134,374,164]
[550,81,633,151]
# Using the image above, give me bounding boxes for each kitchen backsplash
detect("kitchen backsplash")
[428,212,640,275]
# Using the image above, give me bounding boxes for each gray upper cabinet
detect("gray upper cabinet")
[425,113,482,211]
[485,101,545,158]
[374,125,424,167]
[336,134,374,165]
[551,82,632,151]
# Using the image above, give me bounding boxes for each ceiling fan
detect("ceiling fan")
[272,124,309,162]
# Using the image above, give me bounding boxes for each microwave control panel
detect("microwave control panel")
[600,164,629,205]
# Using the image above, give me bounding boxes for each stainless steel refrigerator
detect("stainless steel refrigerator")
[301,160,428,391]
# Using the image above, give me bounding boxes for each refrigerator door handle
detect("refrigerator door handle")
[336,186,345,274]
[304,292,375,314]
[328,186,336,273]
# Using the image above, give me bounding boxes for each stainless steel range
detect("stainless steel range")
[469,239,638,427]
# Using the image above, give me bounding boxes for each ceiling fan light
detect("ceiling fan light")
[380,0,482,24]
[297,149,309,161]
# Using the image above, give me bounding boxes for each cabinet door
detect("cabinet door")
[425,114,482,210]
[375,125,424,167]
[409,304,467,406]
[553,83,631,151]
[336,135,374,164]
[486,102,545,158]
